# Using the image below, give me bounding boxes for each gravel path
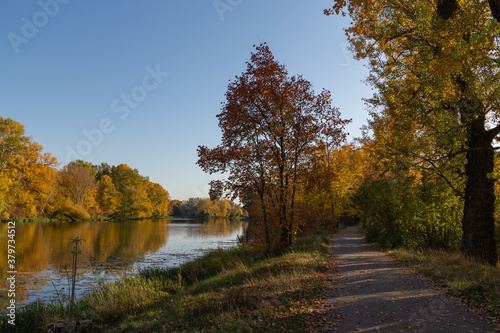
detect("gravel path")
[327,227,499,332]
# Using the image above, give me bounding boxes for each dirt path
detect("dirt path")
[327,227,499,332]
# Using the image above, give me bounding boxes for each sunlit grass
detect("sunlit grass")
[0,234,334,332]
[390,248,500,321]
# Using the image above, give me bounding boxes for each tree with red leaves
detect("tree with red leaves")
[197,43,350,252]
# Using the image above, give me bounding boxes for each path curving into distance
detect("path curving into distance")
[327,227,499,332]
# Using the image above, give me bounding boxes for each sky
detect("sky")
[1,0,372,200]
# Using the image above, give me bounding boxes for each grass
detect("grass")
[390,248,500,322]
[0,234,335,332]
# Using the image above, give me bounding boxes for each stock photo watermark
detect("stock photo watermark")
[407,295,447,332]
[6,221,17,326]
[339,41,356,66]
[213,0,243,21]
[65,64,169,163]
[7,0,71,54]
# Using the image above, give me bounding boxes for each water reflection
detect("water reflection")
[0,218,246,306]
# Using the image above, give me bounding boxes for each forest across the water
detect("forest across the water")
[0,117,245,222]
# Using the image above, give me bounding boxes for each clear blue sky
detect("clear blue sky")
[1,0,371,200]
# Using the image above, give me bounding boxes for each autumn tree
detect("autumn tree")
[65,163,97,207]
[97,175,122,216]
[110,164,152,218]
[170,197,245,219]
[197,43,350,251]
[327,0,500,264]
[0,116,172,221]
[0,117,58,219]
[351,134,463,249]
[0,117,29,174]
[93,162,112,181]
[300,144,372,233]
[49,164,97,220]
[146,181,170,217]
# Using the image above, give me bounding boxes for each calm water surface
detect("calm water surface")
[0,218,247,307]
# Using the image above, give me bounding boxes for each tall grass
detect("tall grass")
[0,234,334,332]
[391,248,500,321]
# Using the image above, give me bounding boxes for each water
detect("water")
[0,218,247,307]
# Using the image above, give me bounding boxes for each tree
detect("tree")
[0,117,29,174]
[64,164,97,207]
[110,164,151,218]
[0,117,58,218]
[300,144,372,232]
[8,141,58,218]
[197,43,350,251]
[146,181,170,217]
[327,0,500,265]
[49,164,97,219]
[0,116,174,220]
[93,162,112,181]
[97,175,122,216]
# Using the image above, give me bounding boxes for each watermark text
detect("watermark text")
[6,221,17,325]
[7,0,71,54]
[65,64,169,163]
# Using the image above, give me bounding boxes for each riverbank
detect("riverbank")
[1,215,244,223]
[0,216,168,223]
[0,233,335,332]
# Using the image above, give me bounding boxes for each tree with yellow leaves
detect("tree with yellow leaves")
[146,181,170,217]
[97,175,122,216]
[327,0,500,264]
[0,116,58,219]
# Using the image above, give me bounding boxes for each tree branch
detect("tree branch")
[487,123,500,141]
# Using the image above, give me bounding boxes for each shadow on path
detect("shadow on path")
[327,227,499,332]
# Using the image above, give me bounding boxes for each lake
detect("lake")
[0,218,247,307]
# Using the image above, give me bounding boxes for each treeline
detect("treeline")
[170,197,246,219]
[0,117,170,220]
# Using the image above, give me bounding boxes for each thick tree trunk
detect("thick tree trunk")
[460,98,498,265]
[435,0,499,265]
[489,0,500,22]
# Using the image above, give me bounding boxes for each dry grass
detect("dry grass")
[0,234,335,332]
[390,248,500,322]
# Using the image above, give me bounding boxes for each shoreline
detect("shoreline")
[0,233,334,332]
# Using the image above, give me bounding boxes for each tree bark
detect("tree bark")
[258,176,271,251]
[436,0,498,266]
[459,96,498,265]
[489,0,500,21]
[436,0,459,20]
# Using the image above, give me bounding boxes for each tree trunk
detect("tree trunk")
[460,97,498,265]
[278,164,289,251]
[258,177,271,251]
[435,0,498,266]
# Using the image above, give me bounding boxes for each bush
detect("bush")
[354,175,462,250]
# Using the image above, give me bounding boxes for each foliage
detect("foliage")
[198,43,349,252]
[298,144,371,235]
[170,197,245,219]
[353,174,462,249]
[0,116,171,221]
[326,0,500,264]
[96,175,121,216]
[0,116,58,219]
